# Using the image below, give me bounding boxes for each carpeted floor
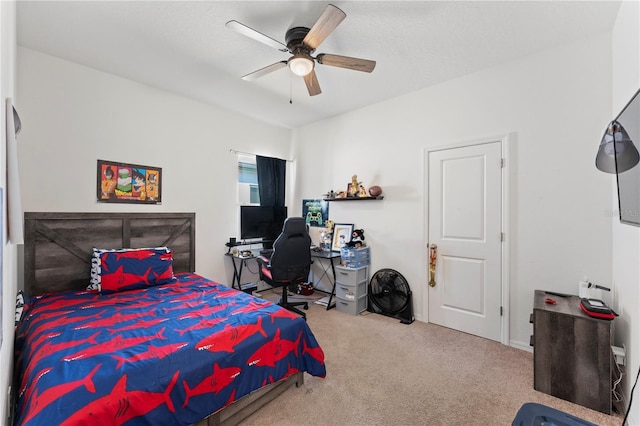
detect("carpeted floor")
[241,289,624,425]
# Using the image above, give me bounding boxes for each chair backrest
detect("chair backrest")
[269,217,312,282]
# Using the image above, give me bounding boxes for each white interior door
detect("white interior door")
[427,141,503,342]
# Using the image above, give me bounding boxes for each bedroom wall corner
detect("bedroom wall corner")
[611,0,640,423]
[0,1,18,424]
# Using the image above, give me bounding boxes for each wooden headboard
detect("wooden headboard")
[23,212,196,296]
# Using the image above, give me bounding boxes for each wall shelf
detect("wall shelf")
[323,196,384,202]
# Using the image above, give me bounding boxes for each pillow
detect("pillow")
[88,247,176,294]
[15,290,26,326]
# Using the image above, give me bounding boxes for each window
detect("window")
[238,154,260,205]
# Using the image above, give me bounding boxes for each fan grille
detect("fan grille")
[369,268,410,314]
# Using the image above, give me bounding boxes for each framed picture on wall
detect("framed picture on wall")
[332,223,353,251]
[97,160,162,204]
[302,199,329,227]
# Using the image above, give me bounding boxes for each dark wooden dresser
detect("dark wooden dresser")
[532,290,612,414]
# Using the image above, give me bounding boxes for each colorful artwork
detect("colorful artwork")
[97,160,161,204]
[302,199,329,227]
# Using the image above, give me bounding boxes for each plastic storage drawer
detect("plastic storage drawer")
[336,281,367,300]
[335,266,368,286]
[336,295,367,315]
[340,247,370,268]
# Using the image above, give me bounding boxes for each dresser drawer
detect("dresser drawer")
[335,265,368,286]
[336,281,367,300]
[335,295,367,315]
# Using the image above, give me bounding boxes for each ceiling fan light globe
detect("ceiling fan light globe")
[288,55,314,76]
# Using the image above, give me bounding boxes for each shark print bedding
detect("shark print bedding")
[14,272,326,425]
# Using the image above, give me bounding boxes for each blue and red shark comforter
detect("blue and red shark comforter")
[14,272,326,425]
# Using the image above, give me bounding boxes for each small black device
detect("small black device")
[579,298,617,320]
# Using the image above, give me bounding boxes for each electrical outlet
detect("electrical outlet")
[612,345,626,366]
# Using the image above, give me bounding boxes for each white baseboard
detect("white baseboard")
[510,340,533,353]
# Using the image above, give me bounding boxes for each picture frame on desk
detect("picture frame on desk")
[332,223,353,251]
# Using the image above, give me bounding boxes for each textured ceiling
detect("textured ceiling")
[17,1,621,129]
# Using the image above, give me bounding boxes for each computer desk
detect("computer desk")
[225,249,341,309]
[310,250,341,310]
[225,252,259,292]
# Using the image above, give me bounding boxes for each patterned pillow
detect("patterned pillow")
[15,290,26,326]
[88,247,176,294]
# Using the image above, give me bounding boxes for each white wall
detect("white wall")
[16,47,291,285]
[611,1,640,423]
[0,1,18,423]
[293,32,613,350]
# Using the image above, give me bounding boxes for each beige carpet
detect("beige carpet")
[242,289,624,425]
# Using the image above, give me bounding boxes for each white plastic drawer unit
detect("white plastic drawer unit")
[336,281,367,300]
[335,265,368,286]
[335,265,368,316]
[336,296,367,316]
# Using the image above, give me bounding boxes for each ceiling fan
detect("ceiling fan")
[226,4,376,96]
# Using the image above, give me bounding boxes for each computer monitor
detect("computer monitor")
[240,206,288,245]
[613,88,640,226]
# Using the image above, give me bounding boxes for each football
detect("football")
[368,185,382,197]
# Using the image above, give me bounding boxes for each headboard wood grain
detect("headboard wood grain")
[24,212,195,296]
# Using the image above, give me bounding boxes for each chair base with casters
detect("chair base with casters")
[257,255,309,320]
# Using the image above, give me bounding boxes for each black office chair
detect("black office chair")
[257,217,312,320]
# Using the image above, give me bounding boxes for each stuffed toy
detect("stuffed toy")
[346,229,366,248]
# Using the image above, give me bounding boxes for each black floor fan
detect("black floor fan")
[368,268,414,324]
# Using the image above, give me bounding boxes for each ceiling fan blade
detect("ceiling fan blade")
[242,61,288,81]
[316,54,376,73]
[303,70,322,96]
[226,20,288,52]
[302,4,346,50]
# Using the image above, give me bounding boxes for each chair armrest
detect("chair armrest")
[256,255,270,268]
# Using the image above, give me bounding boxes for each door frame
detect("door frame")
[423,134,512,346]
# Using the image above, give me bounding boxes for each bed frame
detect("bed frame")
[23,212,196,296]
[21,212,302,426]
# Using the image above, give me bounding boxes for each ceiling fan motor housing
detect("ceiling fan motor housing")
[285,26,312,53]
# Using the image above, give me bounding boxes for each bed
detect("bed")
[15,212,326,426]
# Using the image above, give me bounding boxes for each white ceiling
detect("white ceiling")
[17,1,621,129]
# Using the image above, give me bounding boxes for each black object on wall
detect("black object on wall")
[595,87,640,226]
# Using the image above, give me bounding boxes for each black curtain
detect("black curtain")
[256,155,286,207]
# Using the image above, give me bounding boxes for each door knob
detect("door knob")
[429,244,437,287]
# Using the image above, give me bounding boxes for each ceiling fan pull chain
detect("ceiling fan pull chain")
[289,73,293,104]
